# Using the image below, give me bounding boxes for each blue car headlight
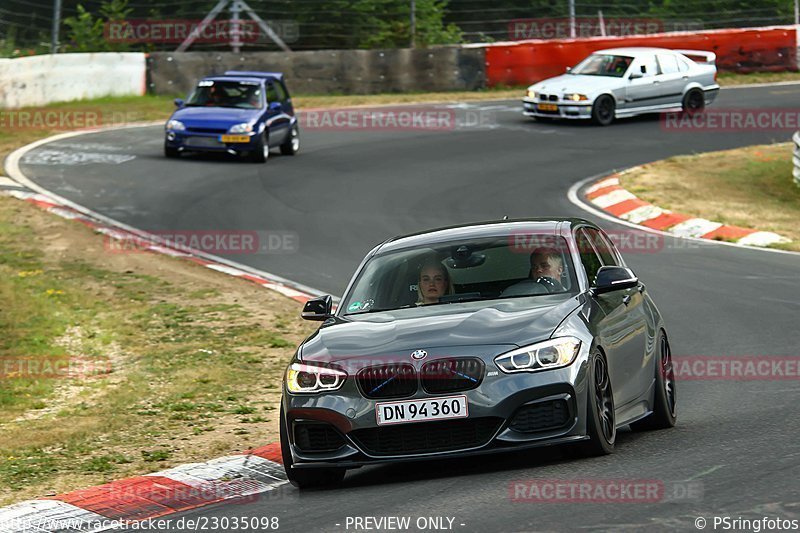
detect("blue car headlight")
[228,123,254,134]
[495,337,581,373]
[166,119,185,131]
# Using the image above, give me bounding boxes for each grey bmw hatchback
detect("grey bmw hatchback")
[280,218,676,488]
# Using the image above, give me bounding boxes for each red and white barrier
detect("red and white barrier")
[476,25,798,87]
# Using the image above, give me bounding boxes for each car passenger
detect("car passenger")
[416,261,454,305]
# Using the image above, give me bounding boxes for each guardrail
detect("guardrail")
[794,131,800,187]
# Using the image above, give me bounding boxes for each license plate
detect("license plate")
[185,136,222,147]
[376,395,468,426]
[220,134,251,143]
[537,103,558,112]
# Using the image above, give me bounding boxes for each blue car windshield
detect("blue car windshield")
[570,54,633,77]
[342,235,578,315]
[186,80,263,109]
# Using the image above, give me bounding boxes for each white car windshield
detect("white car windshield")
[342,235,578,315]
[571,54,633,77]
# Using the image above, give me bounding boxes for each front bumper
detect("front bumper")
[165,130,258,153]
[522,98,593,120]
[282,350,591,469]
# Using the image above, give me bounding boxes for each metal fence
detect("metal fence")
[793,131,800,187]
[1,0,798,55]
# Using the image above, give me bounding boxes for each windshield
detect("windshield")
[570,54,633,77]
[342,235,577,315]
[186,80,264,109]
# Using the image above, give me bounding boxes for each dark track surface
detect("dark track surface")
[19,85,800,532]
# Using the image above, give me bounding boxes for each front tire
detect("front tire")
[568,350,616,457]
[630,331,677,431]
[249,133,269,163]
[280,124,300,156]
[591,95,615,126]
[280,405,345,489]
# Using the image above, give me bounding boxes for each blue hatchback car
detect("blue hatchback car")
[164,71,299,162]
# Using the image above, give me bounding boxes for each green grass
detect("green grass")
[620,143,800,250]
[0,193,316,504]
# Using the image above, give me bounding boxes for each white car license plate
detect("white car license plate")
[376,395,468,426]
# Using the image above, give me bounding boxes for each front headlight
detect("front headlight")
[286,362,347,393]
[228,122,254,134]
[526,89,538,99]
[494,337,581,373]
[564,93,589,102]
[166,119,185,131]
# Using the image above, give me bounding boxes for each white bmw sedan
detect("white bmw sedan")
[522,47,719,125]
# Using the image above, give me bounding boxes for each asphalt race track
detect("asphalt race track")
[18,85,800,532]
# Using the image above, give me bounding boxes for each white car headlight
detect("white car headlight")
[166,119,185,131]
[286,362,347,393]
[564,93,589,102]
[527,89,538,99]
[494,337,581,373]
[228,122,254,134]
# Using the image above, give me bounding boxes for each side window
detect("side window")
[636,55,657,77]
[584,228,620,266]
[657,54,680,75]
[677,57,690,72]
[575,229,603,285]
[265,83,279,104]
[274,82,288,102]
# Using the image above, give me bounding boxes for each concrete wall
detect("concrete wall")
[147,48,486,96]
[0,53,147,109]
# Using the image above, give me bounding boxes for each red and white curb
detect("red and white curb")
[0,444,283,532]
[584,172,791,248]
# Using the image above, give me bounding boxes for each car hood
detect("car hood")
[170,106,261,128]
[530,74,622,95]
[299,295,581,365]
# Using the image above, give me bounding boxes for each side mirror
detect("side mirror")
[174,98,185,108]
[302,295,333,321]
[268,101,282,112]
[592,266,639,295]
